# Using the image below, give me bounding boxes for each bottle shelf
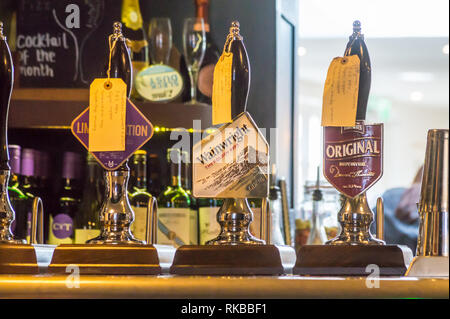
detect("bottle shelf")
[10,89,212,130]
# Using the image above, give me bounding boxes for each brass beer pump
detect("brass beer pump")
[170,22,286,276]
[48,23,160,275]
[406,129,449,277]
[293,21,413,276]
[0,22,44,274]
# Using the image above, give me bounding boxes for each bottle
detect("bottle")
[248,198,262,239]
[48,152,82,245]
[181,150,198,213]
[19,148,38,242]
[195,0,221,104]
[7,145,29,242]
[34,150,52,242]
[129,150,154,241]
[198,197,222,245]
[74,153,102,244]
[306,168,327,245]
[148,153,162,197]
[268,165,285,245]
[121,0,149,99]
[20,149,38,199]
[157,148,197,247]
[181,150,199,244]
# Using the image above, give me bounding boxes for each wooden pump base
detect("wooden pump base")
[293,245,413,276]
[0,244,39,274]
[170,245,284,276]
[48,244,161,275]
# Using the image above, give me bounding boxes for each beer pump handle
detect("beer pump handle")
[376,197,385,241]
[344,20,371,122]
[0,22,13,170]
[227,21,251,118]
[107,21,133,98]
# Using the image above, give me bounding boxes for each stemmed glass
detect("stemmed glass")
[183,18,207,104]
[148,18,173,65]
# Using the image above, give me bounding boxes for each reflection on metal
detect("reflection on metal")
[30,197,44,245]
[327,192,385,245]
[416,129,449,257]
[146,196,158,245]
[206,198,265,245]
[0,171,25,244]
[407,129,449,277]
[87,165,144,244]
[376,197,384,241]
[0,274,447,299]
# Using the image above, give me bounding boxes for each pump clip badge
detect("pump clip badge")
[323,122,383,198]
[71,99,154,170]
[193,112,269,198]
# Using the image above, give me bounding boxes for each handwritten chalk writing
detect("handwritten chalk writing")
[17,33,69,49]
[19,64,54,77]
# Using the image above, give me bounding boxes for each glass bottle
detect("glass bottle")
[34,150,52,243]
[7,145,29,242]
[157,148,196,247]
[181,150,198,220]
[248,198,262,239]
[128,149,154,241]
[198,197,222,245]
[148,153,162,197]
[74,153,102,244]
[268,165,285,245]
[48,152,82,245]
[195,0,221,105]
[121,0,149,99]
[306,169,328,245]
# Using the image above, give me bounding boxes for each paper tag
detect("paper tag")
[193,112,269,198]
[321,55,360,127]
[88,78,127,152]
[135,65,184,102]
[212,52,233,125]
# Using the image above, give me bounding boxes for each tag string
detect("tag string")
[223,33,234,54]
[106,34,119,87]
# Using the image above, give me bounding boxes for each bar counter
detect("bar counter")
[0,275,448,299]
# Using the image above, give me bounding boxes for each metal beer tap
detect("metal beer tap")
[406,129,449,277]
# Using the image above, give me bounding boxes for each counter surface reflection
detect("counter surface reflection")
[0,275,447,299]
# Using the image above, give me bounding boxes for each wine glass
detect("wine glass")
[148,18,173,65]
[183,18,207,104]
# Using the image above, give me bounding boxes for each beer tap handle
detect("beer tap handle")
[0,21,14,170]
[344,20,371,122]
[30,197,44,245]
[227,21,251,118]
[376,197,384,241]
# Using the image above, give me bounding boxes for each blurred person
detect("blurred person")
[371,166,423,253]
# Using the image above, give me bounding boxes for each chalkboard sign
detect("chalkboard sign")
[16,0,122,88]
